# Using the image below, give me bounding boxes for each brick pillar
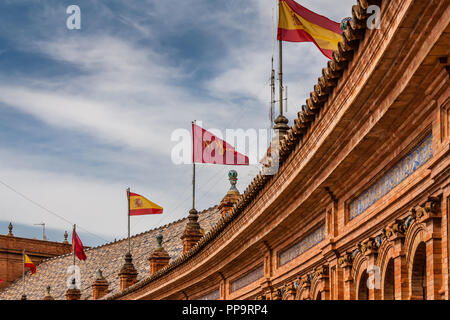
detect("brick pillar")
[42,286,54,300]
[360,238,381,300]
[339,252,354,300]
[119,252,138,292]
[181,209,203,253]
[298,274,312,300]
[314,265,330,300]
[66,288,81,300]
[423,197,443,300]
[92,269,109,300]
[385,219,408,300]
[149,235,170,275]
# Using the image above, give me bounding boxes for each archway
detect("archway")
[357,270,369,300]
[383,259,395,300]
[411,242,427,300]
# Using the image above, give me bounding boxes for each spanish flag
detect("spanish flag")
[277,0,342,59]
[24,254,36,274]
[128,192,163,216]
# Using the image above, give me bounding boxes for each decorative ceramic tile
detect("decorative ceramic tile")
[349,134,433,220]
[197,288,220,300]
[279,224,325,266]
[230,264,264,292]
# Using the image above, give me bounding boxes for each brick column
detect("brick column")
[181,209,203,253]
[314,265,330,300]
[66,288,81,300]
[385,219,408,300]
[360,238,381,300]
[418,197,442,300]
[149,235,170,275]
[119,252,138,292]
[92,269,109,300]
[338,252,354,300]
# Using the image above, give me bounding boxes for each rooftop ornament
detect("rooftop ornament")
[8,222,13,236]
[228,170,238,191]
[340,17,353,31]
[63,231,69,244]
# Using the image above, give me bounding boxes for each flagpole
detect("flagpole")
[73,224,76,266]
[192,120,196,210]
[22,249,25,299]
[127,187,131,253]
[278,0,284,117]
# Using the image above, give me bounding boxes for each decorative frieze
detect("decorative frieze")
[349,134,433,220]
[230,264,264,293]
[197,288,220,300]
[279,224,326,266]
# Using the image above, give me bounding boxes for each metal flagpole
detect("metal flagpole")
[278,0,284,117]
[192,120,196,210]
[22,249,25,298]
[73,224,76,266]
[127,187,131,253]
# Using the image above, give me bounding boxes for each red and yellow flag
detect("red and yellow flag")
[24,254,36,274]
[277,0,342,59]
[128,192,163,216]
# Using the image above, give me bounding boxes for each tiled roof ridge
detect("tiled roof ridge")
[39,205,218,264]
[108,0,380,300]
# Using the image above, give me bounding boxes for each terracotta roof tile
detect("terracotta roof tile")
[0,206,220,300]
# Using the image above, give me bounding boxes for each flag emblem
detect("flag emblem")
[24,254,36,274]
[128,192,163,216]
[278,0,342,59]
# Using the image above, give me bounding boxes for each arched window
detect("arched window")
[357,271,369,300]
[383,259,395,300]
[411,242,427,300]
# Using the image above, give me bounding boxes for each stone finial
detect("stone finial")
[119,253,138,292]
[340,17,352,31]
[63,231,69,244]
[156,234,163,249]
[92,269,109,300]
[149,235,171,275]
[8,222,13,236]
[228,170,238,191]
[181,208,203,253]
[43,286,54,300]
[274,115,289,140]
[218,171,241,218]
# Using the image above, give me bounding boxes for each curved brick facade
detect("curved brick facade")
[110,0,450,300]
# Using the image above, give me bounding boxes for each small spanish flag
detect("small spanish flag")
[278,0,342,59]
[24,254,36,274]
[128,191,163,216]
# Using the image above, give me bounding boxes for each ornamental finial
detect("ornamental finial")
[156,234,163,249]
[228,170,238,191]
[340,17,352,31]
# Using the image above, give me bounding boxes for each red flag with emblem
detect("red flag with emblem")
[192,123,249,165]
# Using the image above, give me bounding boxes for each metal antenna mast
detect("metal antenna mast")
[34,222,47,241]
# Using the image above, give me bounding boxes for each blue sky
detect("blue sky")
[0,0,355,246]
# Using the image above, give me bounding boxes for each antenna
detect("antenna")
[34,222,47,241]
[270,57,276,128]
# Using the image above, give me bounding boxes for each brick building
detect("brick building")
[0,0,449,300]
[0,224,72,290]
